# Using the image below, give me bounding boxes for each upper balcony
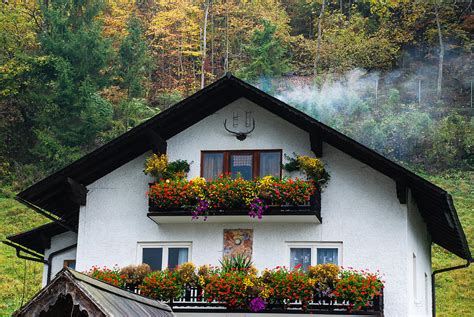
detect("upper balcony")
[147,176,321,224]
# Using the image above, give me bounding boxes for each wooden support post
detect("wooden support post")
[396,181,408,204]
[66,177,88,206]
[310,131,323,158]
[147,129,167,154]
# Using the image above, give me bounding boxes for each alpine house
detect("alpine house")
[5,74,471,317]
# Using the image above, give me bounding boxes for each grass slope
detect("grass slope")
[426,172,473,317]
[0,172,472,316]
[0,192,47,316]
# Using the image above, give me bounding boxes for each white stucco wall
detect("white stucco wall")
[42,231,77,286]
[69,98,432,316]
[406,190,432,316]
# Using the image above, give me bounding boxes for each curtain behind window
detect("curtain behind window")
[203,153,224,179]
[259,152,281,177]
[317,248,338,265]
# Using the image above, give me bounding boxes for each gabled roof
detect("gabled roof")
[12,74,471,261]
[13,268,174,317]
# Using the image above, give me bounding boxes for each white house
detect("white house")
[6,75,471,317]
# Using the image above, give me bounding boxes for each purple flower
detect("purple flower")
[192,199,209,220]
[249,297,266,312]
[248,198,268,220]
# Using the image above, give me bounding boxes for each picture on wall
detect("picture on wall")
[223,229,253,258]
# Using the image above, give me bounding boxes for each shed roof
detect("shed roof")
[9,74,472,261]
[13,268,174,317]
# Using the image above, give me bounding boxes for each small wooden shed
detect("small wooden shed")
[13,268,174,317]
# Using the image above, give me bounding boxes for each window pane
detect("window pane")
[290,248,311,270]
[203,153,224,180]
[260,152,281,177]
[168,248,189,269]
[64,260,76,270]
[231,154,253,180]
[317,248,338,265]
[143,248,163,271]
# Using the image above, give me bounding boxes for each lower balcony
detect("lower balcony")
[167,285,383,316]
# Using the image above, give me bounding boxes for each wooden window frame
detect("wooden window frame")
[200,149,282,179]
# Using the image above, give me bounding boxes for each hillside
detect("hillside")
[1,171,472,316]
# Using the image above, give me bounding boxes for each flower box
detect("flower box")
[146,176,322,223]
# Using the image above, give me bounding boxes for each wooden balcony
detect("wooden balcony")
[147,188,321,224]
[166,285,383,315]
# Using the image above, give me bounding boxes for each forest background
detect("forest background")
[0,0,472,316]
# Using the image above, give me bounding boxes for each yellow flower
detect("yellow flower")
[260,286,271,299]
[144,154,168,178]
[243,277,254,288]
[198,276,206,286]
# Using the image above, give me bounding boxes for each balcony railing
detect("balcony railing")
[156,285,383,315]
[147,184,321,224]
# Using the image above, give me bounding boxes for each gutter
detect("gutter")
[2,241,47,264]
[431,259,472,317]
[46,243,77,284]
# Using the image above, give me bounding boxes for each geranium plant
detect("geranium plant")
[333,269,384,311]
[139,269,184,301]
[263,265,314,310]
[86,266,125,288]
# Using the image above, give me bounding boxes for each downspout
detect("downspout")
[431,259,471,317]
[47,243,77,284]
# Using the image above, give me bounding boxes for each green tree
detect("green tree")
[118,15,151,99]
[238,20,291,81]
[33,0,114,167]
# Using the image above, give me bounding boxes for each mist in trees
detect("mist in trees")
[0,0,472,190]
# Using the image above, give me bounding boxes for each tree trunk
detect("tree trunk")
[313,0,325,76]
[435,5,444,100]
[201,0,210,88]
[210,2,214,76]
[224,0,229,73]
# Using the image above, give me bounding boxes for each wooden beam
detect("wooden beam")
[310,131,323,157]
[66,177,88,206]
[396,181,408,204]
[146,129,167,154]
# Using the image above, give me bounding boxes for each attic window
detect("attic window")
[201,150,281,180]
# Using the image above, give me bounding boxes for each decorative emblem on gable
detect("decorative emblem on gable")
[223,111,255,141]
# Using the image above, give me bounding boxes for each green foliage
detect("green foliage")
[238,20,291,81]
[426,114,473,170]
[118,15,151,99]
[220,254,254,273]
[164,160,191,180]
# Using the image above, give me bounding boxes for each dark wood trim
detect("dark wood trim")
[146,129,167,154]
[310,130,323,157]
[201,149,282,179]
[66,177,88,206]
